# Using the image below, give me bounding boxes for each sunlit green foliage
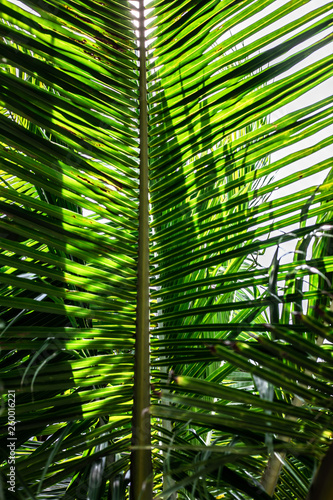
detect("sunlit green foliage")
[0,0,332,498]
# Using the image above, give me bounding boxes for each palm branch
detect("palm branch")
[0,0,332,498]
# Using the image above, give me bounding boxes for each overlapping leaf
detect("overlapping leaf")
[148,0,333,497]
[0,0,138,497]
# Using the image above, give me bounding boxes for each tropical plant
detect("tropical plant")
[0,0,333,498]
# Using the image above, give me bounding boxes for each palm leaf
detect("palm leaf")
[0,0,332,498]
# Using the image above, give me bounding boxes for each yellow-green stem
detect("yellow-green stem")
[130,1,152,499]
